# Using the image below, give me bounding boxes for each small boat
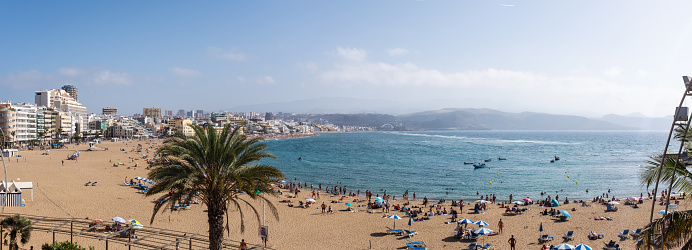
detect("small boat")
[463,162,475,165]
[550,159,555,163]
[554,156,560,161]
[484,159,492,162]
[498,157,507,160]
[473,162,486,168]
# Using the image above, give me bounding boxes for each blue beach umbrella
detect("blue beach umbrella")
[374,197,384,202]
[458,218,474,224]
[345,203,353,207]
[539,222,543,232]
[551,198,560,207]
[658,210,670,215]
[512,201,524,205]
[474,220,489,227]
[474,228,494,235]
[134,176,142,180]
[386,214,402,228]
[574,244,592,250]
[560,210,571,218]
[554,243,575,250]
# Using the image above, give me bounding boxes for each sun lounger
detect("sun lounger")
[480,244,493,250]
[604,240,617,250]
[405,239,426,250]
[631,228,642,238]
[467,233,480,241]
[618,229,629,239]
[562,231,574,241]
[386,226,403,235]
[403,230,418,237]
[91,182,97,186]
[538,235,553,243]
[406,242,426,250]
[466,243,478,249]
[123,182,132,186]
[85,182,91,186]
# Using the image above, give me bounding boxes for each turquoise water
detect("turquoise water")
[264,131,670,201]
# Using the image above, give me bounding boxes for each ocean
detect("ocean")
[263,130,670,202]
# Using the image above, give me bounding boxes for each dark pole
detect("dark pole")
[189,238,192,250]
[52,231,55,244]
[1,225,3,250]
[70,221,73,243]
[106,239,108,250]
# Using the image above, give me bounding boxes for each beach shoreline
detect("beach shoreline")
[0,138,683,250]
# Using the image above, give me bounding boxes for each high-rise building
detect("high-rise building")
[177,109,186,117]
[265,112,275,121]
[196,110,204,118]
[103,107,118,116]
[34,88,87,138]
[143,107,162,118]
[61,85,78,101]
[165,110,173,117]
[187,110,196,118]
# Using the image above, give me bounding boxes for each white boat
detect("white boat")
[463,162,475,165]
[473,162,486,168]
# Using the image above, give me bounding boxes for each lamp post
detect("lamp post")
[0,128,8,213]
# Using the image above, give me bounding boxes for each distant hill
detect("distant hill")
[597,114,670,130]
[397,108,633,130]
[230,97,418,114]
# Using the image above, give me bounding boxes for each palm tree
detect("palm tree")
[1,214,32,250]
[640,153,692,195]
[146,124,284,250]
[636,210,692,249]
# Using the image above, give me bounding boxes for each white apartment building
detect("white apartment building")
[11,103,37,143]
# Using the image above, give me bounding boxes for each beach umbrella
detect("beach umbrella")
[386,214,402,228]
[134,176,142,180]
[112,217,126,223]
[345,203,353,207]
[551,198,560,207]
[117,162,123,165]
[628,197,640,201]
[129,219,139,224]
[473,228,494,235]
[523,198,532,203]
[92,219,103,223]
[553,243,575,250]
[306,198,316,203]
[130,223,144,230]
[458,219,474,224]
[560,210,571,218]
[512,201,524,205]
[474,220,489,227]
[374,197,384,202]
[574,244,592,250]
[608,201,619,205]
[539,222,543,232]
[475,200,488,204]
[658,210,670,215]
[408,216,413,230]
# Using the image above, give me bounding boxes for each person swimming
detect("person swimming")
[298,157,302,160]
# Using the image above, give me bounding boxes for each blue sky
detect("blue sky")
[2,1,692,117]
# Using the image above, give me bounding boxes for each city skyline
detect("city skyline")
[2,1,692,117]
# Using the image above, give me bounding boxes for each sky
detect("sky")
[2,1,692,117]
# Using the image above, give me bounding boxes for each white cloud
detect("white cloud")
[603,67,622,77]
[170,67,201,77]
[500,4,515,7]
[237,76,246,83]
[58,67,83,76]
[336,47,367,61]
[208,46,246,61]
[387,48,409,56]
[91,70,133,85]
[256,76,275,85]
[0,70,55,90]
[300,62,319,72]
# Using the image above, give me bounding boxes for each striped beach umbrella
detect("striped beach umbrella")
[574,244,592,250]
[386,214,402,228]
[554,243,575,250]
[473,228,493,235]
[473,220,489,226]
[457,218,474,224]
[512,201,524,205]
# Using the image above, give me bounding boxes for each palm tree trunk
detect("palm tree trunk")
[207,198,226,250]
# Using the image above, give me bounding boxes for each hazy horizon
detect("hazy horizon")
[2,1,691,117]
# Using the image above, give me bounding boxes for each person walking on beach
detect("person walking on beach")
[321,202,327,213]
[498,219,503,234]
[508,235,517,250]
[509,194,513,203]
[61,160,64,166]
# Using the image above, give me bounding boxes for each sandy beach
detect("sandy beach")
[1,139,685,249]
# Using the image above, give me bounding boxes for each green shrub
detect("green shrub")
[41,241,94,250]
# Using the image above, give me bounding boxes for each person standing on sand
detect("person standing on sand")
[498,219,503,234]
[508,235,516,250]
[321,202,326,213]
[413,192,416,200]
[509,194,513,203]
[61,160,64,166]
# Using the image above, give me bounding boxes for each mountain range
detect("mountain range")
[230,98,671,131]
